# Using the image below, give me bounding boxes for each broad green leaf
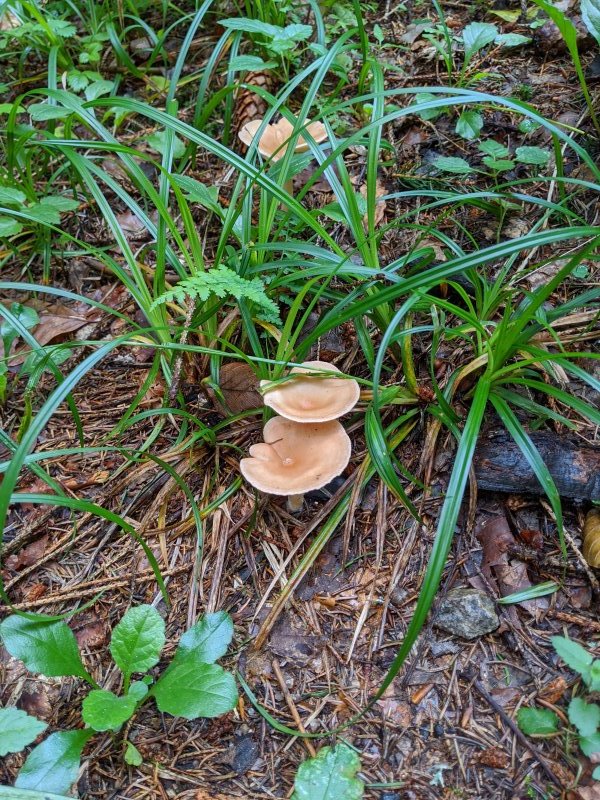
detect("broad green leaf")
[1,303,38,347]
[482,156,514,172]
[281,23,312,42]
[589,660,600,692]
[109,604,165,680]
[516,707,559,735]
[66,70,89,92]
[479,139,509,158]
[568,697,600,737]
[171,175,222,216]
[581,0,600,45]
[0,216,23,237]
[146,131,186,159]
[219,18,282,38]
[495,33,531,47]
[0,707,47,756]
[490,8,521,21]
[291,744,364,800]
[228,55,276,72]
[128,681,149,702]
[0,187,27,205]
[455,110,483,140]
[26,203,61,225]
[462,22,498,60]
[28,104,72,122]
[551,636,593,680]
[515,146,550,165]
[15,730,93,793]
[152,657,237,719]
[39,196,79,212]
[519,118,540,134]
[433,155,473,174]
[413,92,447,120]
[84,79,113,102]
[81,689,136,732]
[593,765,600,780]
[175,612,234,663]
[124,741,143,766]
[0,616,90,680]
[0,788,75,799]
[580,732,600,756]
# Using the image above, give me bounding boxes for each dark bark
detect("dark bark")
[473,431,600,500]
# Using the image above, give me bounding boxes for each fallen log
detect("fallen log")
[473,431,600,500]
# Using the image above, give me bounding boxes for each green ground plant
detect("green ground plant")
[518,637,600,783]
[0,607,237,793]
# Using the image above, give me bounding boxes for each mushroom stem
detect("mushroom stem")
[287,493,304,513]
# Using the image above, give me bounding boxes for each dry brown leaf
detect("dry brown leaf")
[478,515,548,615]
[583,508,600,567]
[215,362,262,415]
[74,619,108,650]
[538,676,568,704]
[475,747,510,769]
[11,301,102,365]
[574,789,600,800]
[5,535,48,571]
[378,697,412,727]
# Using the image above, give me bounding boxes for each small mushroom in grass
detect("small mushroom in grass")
[240,416,351,512]
[260,361,360,423]
[238,117,328,162]
[238,116,328,199]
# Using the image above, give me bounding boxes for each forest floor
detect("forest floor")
[1,1,600,799]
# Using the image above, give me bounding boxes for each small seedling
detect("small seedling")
[0,606,238,795]
[517,636,600,780]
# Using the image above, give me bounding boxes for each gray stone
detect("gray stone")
[435,588,499,639]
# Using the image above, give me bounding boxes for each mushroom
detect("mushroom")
[238,116,328,198]
[240,415,351,512]
[238,116,328,162]
[260,361,360,423]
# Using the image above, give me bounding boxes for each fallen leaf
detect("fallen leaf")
[11,301,101,364]
[538,676,568,704]
[478,515,515,575]
[518,528,544,549]
[74,619,108,650]
[475,747,510,769]
[212,362,262,415]
[575,789,600,800]
[5,535,48,570]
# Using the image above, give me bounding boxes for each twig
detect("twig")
[470,675,563,789]
[272,659,316,757]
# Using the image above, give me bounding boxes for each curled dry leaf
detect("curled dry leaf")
[478,514,549,615]
[213,362,262,415]
[582,508,600,567]
[5,535,49,571]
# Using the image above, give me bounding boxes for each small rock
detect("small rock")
[435,588,499,639]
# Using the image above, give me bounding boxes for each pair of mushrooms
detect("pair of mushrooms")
[240,361,360,512]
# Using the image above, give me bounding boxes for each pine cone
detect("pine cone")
[234,70,274,141]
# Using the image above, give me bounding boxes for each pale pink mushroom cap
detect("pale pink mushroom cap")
[238,117,328,161]
[240,416,351,496]
[260,361,360,423]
